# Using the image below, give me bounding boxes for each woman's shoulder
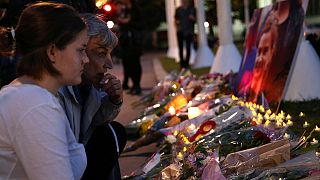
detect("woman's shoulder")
[0,84,60,109]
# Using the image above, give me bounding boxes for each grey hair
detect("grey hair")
[80,13,118,49]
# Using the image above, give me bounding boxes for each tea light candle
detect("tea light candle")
[303,121,310,128]
[267,109,272,115]
[183,147,187,152]
[169,106,176,115]
[315,125,320,132]
[286,114,291,120]
[284,133,290,139]
[264,120,270,127]
[299,112,305,117]
[173,130,178,136]
[177,152,183,160]
[311,138,318,145]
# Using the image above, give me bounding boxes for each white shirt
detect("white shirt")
[0,84,87,180]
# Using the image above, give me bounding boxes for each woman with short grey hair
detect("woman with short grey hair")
[59,13,126,180]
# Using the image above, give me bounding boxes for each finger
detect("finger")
[100,73,117,85]
[101,79,122,92]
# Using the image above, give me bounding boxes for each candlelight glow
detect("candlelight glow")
[183,147,187,152]
[231,95,237,100]
[264,113,270,120]
[188,107,202,119]
[315,125,320,132]
[252,111,257,117]
[177,152,183,160]
[265,120,270,127]
[267,109,272,115]
[172,84,177,89]
[284,133,290,139]
[276,121,282,127]
[287,120,293,126]
[303,121,310,128]
[168,106,176,115]
[302,136,306,141]
[299,112,305,117]
[174,131,178,136]
[286,114,291,120]
[311,138,318,145]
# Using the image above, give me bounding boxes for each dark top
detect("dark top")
[175,6,196,36]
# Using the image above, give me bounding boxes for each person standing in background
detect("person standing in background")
[175,0,196,69]
[117,0,144,95]
[0,2,88,179]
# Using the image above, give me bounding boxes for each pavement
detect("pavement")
[109,51,168,177]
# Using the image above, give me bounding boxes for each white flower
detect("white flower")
[165,135,177,144]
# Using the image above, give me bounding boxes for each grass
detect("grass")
[280,100,320,136]
[159,56,210,76]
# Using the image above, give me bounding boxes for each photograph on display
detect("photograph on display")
[236,0,305,110]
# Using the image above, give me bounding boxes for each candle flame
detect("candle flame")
[299,112,305,117]
[169,106,176,115]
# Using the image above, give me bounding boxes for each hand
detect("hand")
[99,73,123,105]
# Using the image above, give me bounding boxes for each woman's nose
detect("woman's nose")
[103,57,113,69]
[83,53,89,64]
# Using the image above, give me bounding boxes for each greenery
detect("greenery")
[280,99,320,136]
[159,56,210,76]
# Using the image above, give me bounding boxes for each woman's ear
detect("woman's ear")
[47,44,57,63]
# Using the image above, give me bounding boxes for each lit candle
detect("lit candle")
[302,136,306,141]
[252,111,257,117]
[282,122,287,127]
[287,120,293,126]
[311,138,318,145]
[173,131,178,136]
[169,106,176,115]
[172,84,178,89]
[188,107,202,119]
[276,121,282,127]
[267,109,272,115]
[284,133,290,139]
[303,121,310,128]
[264,113,270,120]
[183,147,187,152]
[299,112,305,117]
[264,120,270,127]
[315,125,320,132]
[286,114,291,120]
[177,152,183,160]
